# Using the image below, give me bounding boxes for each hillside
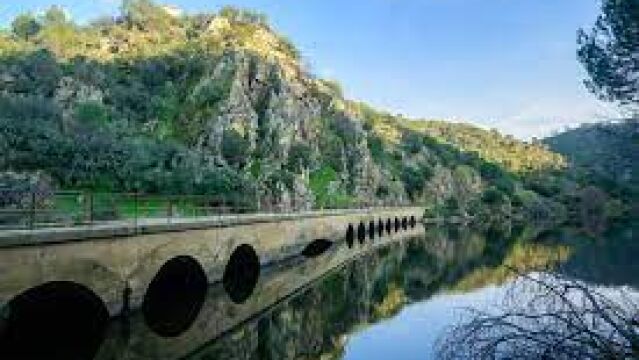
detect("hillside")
[544,120,638,223]
[545,120,638,195]
[0,1,568,220]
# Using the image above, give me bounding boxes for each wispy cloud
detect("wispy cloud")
[487,98,621,139]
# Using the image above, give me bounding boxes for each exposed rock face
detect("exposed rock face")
[54,76,104,129]
[182,47,396,209]
[425,166,456,205]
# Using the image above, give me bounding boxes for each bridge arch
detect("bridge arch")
[357,222,366,244]
[394,217,400,232]
[402,217,408,230]
[302,239,333,257]
[0,281,108,359]
[368,220,375,240]
[410,215,416,228]
[142,255,208,337]
[223,244,260,304]
[386,218,392,234]
[378,219,384,237]
[345,224,355,248]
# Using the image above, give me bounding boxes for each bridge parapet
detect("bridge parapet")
[0,207,419,247]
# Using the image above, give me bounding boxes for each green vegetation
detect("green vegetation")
[0,0,631,228]
[544,120,638,228]
[309,166,354,208]
[578,0,638,109]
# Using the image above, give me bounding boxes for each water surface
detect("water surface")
[97,223,637,359]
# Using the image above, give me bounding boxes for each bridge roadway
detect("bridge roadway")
[0,207,423,319]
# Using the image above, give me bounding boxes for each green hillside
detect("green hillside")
[545,120,638,220]
[0,1,582,222]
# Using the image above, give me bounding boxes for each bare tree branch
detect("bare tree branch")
[435,272,639,360]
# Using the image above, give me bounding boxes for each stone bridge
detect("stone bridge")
[0,207,423,359]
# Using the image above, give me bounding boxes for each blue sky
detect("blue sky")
[0,0,620,139]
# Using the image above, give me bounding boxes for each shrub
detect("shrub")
[286,143,313,173]
[222,129,250,168]
[481,187,505,205]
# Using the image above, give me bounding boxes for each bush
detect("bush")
[443,197,460,216]
[222,129,250,168]
[286,143,313,173]
[401,162,434,200]
[11,13,41,40]
[309,165,354,208]
[219,6,268,26]
[74,101,109,126]
[482,187,505,205]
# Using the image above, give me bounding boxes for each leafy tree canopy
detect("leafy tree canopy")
[11,13,41,40]
[578,0,639,109]
[42,6,69,27]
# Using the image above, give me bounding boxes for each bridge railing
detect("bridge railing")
[0,189,411,231]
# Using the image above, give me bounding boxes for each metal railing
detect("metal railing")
[0,189,411,232]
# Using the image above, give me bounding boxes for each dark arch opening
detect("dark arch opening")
[143,255,208,337]
[302,239,333,257]
[386,218,392,234]
[346,224,354,248]
[223,244,260,304]
[378,219,384,237]
[402,217,408,230]
[395,217,400,232]
[0,281,108,360]
[368,221,375,240]
[357,222,366,244]
[410,215,417,228]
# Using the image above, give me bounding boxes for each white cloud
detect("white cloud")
[487,97,622,139]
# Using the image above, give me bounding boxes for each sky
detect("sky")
[0,0,622,139]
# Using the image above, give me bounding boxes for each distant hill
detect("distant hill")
[544,119,638,197]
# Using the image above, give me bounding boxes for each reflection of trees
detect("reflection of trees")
[436,272,639,360]
[449,241,571,292]
[559,224,639,289]
[188,246,402,360]
[442,223,574,293]
[186,224,639,360]
[187,224,566,360]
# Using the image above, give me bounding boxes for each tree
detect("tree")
[121,0,173,31]
[436,272,639,360]
[401,132,423,154]
[42,6,68,27]
[219,6,268,25]
[74,101,109,127]
[578,0,639,108]
[481,187,505,205]
[11,13,41,40]
[286,143,313,173]
[221,129,250,168]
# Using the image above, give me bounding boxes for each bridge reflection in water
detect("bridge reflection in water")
[174,223,550,360]
[0,209,422,360]
[95,221,423,360]
[94,222,516,360]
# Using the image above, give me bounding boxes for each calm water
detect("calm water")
[95,223,637,360]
